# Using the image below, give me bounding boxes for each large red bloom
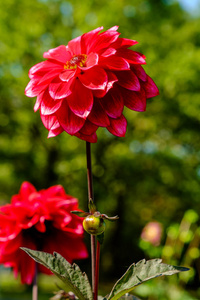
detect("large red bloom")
[25,26,159,142]
[0,182,88,284]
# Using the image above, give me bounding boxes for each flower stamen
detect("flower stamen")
[64,54,87,70]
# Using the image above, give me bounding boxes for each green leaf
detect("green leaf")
[101,214,119,222]
[21,248,93,300]
[97,232,104,245]
[71,211,89,218]
[88,199,96,214]
[107,259,189,300]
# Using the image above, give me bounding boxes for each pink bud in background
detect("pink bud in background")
[141,221,163,246]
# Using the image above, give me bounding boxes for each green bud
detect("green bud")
[83,215,106,236]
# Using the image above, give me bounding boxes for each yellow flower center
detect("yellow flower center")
[64,54,87,70]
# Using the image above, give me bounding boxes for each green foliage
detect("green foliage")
[107,259,188,300]
[21,248,93,300]
[88,199,96,214]
[139,209,200,286]
[21,248,188,300]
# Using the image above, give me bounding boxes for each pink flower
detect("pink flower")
[0,182,88,284]
[141,221,163,246]
[25,26,159,142]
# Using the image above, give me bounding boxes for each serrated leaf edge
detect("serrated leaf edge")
[107,259,189,300]
[21,248,92,300]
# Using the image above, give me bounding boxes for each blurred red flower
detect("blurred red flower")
[25,26,159,142]
[0,182,88,284]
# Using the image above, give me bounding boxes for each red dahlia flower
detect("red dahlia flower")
[0,182,88,284]
[25,26,159,142]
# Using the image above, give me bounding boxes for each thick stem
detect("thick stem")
[32,263,38,300]
[94,241,101,300]
[86,142,96,297]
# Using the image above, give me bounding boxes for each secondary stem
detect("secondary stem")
[94,241,101,300]
[32,262,38,300]
[86,141,96,297]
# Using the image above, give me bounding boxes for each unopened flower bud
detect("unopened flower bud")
[83,215,106,236]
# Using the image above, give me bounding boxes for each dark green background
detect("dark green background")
[0,0,200,299]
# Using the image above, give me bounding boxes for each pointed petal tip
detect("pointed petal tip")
[47,131,54,138]
[108,25,119,31]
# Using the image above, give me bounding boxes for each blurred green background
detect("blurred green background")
[0,0,200,299]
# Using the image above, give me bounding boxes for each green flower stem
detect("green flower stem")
[32,262,38,300]
[94,241,101,300]
[86,142,96,297]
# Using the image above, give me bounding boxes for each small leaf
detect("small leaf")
[21,248,93,300]
[89,199,96,214]
[101,214,119,221]
[97,232,104,245]
[107,259,189,300]
[71,211,89,218]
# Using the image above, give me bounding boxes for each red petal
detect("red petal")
[48,126,63,138]
[83,53,99,69]
[40,114,58,130]
[112,37,138,49]
[34,92,43,112]
[67,79,93,118]
[123,87,146,111]
[75,131,98,143]
[79,120,98,135]
[48,80,62,98]
[42,231,88,263]
[29,61,63,78]
[100,87,124,118]
[40,90,62,115]
[106,70,118,91]
[54,79,74,100]
[1,233,22,255]
[92,89,107,98]
[38,69,60,85]
[100,56,130,70]
[116,70,140,91]
[25,78,47,97]
[49,78,73,99]
[91,30,120,53]
[68,36,82,55]
[0,215,20,242]
[35,219,46,232]
[101,48,116,57]
[78,66,108,90]
[19,238,37,284]
[88,100,110,126]
[116,49,146,64]
[59,69,76,81]
[107,115,127,137]
[81,27,104,53]
[57,101,85,135]
[92,71,118,97]
[144,75,159,98]
[19,182,37,201]
[43,45,71,63]
[45,185,67,197]
[107,26,119,31]
[132,65,147,82]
